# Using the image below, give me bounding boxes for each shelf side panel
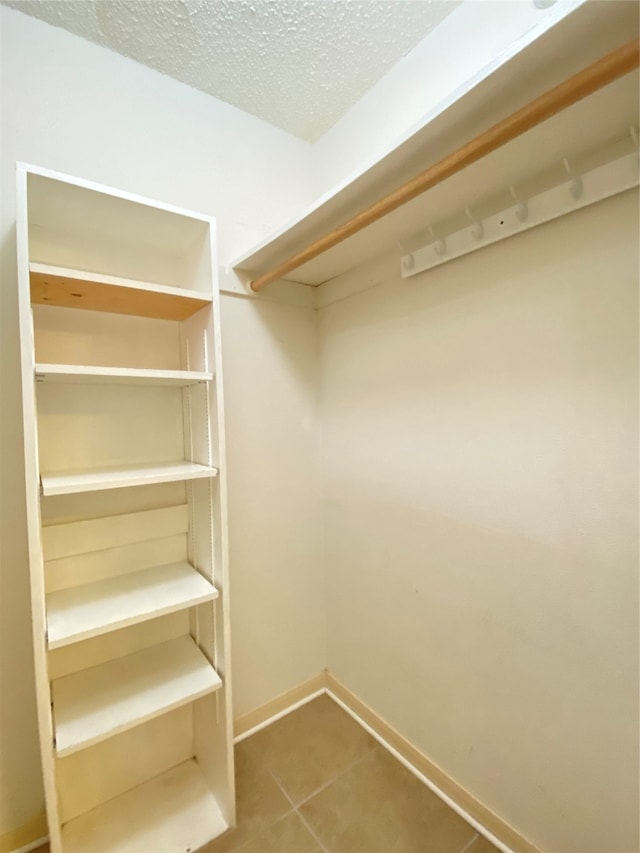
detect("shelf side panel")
[16,166,64,850]
[185,221,236,825]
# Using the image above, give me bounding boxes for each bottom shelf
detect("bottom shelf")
[61,759,228,852]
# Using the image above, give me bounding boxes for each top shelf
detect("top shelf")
[30,263,211,321]
[231,7,639,287]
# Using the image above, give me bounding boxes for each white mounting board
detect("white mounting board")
[402,148,640,278]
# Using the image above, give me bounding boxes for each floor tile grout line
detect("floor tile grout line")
[267,765,298,809]
[263,742,481,853]
[285,742,379,811]
[240,693,376,814]
[460,832,480,853]
[262,746,376,853]
[222,762,297,853]
[224,803,298,853]
[237,697,490,853]
[263,769,331,853]
[294,806,332,853]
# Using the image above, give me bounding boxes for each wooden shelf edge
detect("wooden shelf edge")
[30,263,211,321]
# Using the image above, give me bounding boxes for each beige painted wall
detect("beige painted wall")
[220,294,324,716]
[0,7,324,839]
[319,190,639,853]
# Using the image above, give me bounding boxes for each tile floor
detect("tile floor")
[201,694,499,853]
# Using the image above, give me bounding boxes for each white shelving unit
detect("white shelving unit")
[16,164,235,851]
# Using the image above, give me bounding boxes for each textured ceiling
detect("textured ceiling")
[4,0,460,141]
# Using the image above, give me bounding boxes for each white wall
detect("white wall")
[319,190,639,853]
[0,6,323,840]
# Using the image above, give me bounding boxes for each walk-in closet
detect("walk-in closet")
[1,2,638,852]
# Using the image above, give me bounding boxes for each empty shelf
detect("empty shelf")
[35,363,213,386]
[61,759,228,853]
[52,635,222,757]
[40,460,218,496]
[30,263,211,320]
[47,562,218,649]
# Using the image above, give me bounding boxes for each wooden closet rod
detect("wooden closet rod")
[250,38,639,292]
